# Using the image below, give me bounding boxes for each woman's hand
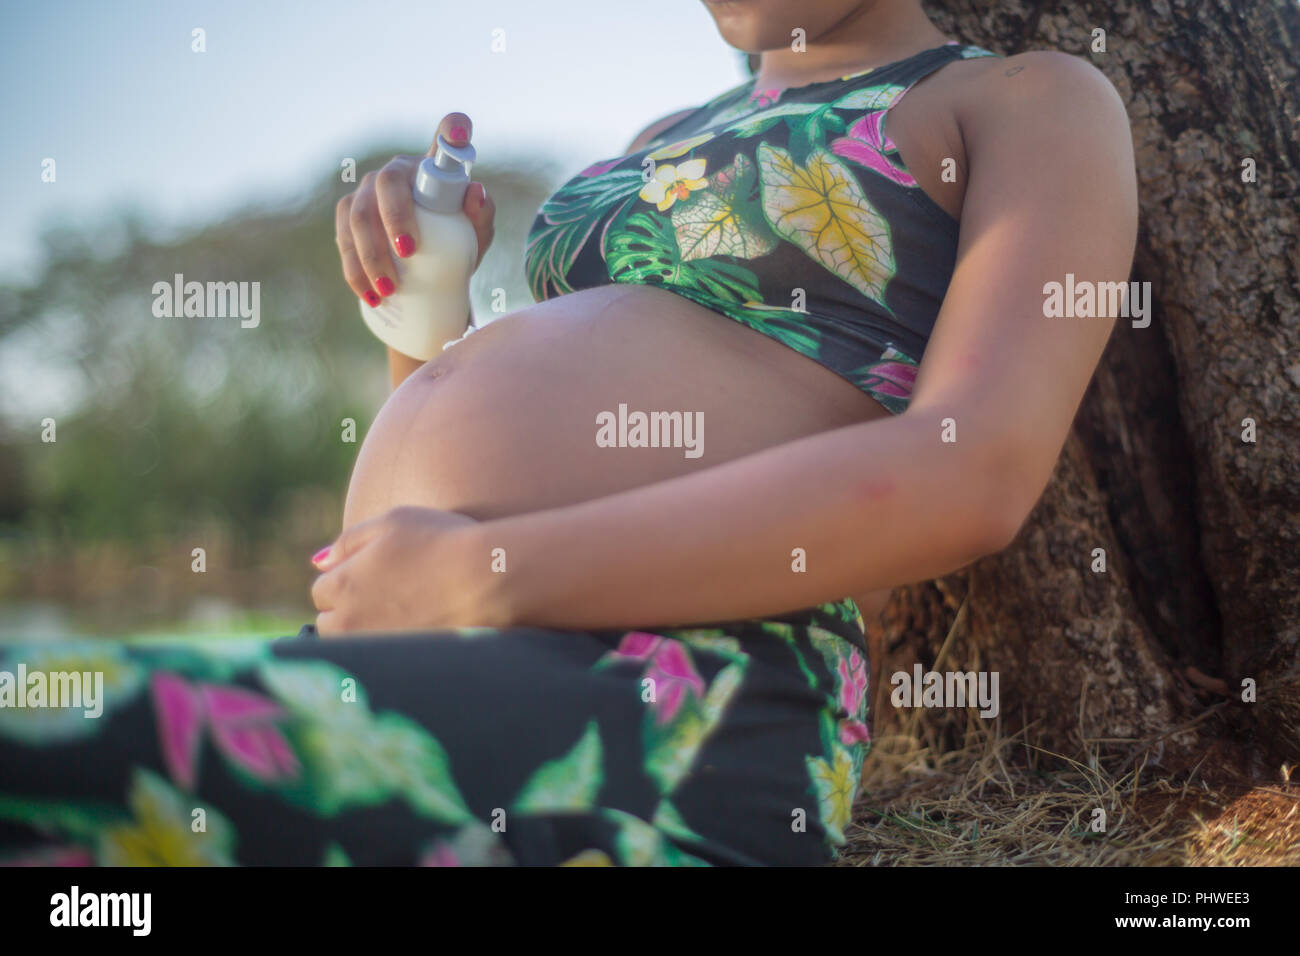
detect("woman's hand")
[310,506,505,635]
[334,112,496,306]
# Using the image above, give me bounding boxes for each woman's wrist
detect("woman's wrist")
[467,508,581,629]
[462,517,532,629]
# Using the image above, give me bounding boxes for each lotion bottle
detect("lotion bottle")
[359,135,478,359]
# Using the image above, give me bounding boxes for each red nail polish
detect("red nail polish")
[375,276,395,297]
[311,547,331,566]
[395,234,415,258]
[363,290,380,307]
[449,125,468,142]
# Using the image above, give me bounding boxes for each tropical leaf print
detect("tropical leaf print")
[805,743,857,845]
[254,660,473,824]
[604,808,711,866]
[723,102,820,137]
[512,720,603,811]
[670,154,778,261]
[831,83,906,112]
[596,633,747,797]
[604,209,763,303]
[98,769,237,866]
[849,345,919,413]
[526,168,645,300]
[641,659,746,796]
[702,299,822,355]
[645,132,716,161]
[757,143,896,308]
[830,110,918,187]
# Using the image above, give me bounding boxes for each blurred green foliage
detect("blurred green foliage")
[0,146,562,631]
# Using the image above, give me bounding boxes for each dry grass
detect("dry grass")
[836,716,1300,867]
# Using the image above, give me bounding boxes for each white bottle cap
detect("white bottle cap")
[414,135,476,213]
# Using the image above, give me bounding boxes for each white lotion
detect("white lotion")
[359,135,479,360]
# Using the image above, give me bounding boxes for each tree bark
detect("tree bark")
[872,0,1300,777]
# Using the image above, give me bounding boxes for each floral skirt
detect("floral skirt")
[0,600,870,866]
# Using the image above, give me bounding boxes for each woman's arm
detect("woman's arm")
[386,346,426,389]
[479,52,1139,628]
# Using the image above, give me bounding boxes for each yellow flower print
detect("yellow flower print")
[98,769,235,866]
[639,159,709,212]
[645,132,715,161]
[806,746,857,844]
[560,849,615,866]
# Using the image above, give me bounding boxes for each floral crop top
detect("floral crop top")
[525,41,1000,414]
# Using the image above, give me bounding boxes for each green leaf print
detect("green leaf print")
[255,660,473,824]
[804,742,857,845]
[787,104,839,165]
[670,154,777,261]
[695,298,824,355]
[604,808,710,866]
[0,794,130,843]
[831,83,907,112]
[605,209,763,303]
[322,842,352,866]
[98,769,238,866]
[650,798,708,847]
[526,168,645,300]
[512,719,604,811]
[759,620,819,689]
[723,102,820,137]
[757,143,896,309]
[643,659,746,796]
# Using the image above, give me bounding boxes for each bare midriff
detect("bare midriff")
[342,283,895,616]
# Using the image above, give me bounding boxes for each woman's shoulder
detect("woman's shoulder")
[953,49,1130,147]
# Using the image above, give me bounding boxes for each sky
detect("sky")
[0,0,749,282]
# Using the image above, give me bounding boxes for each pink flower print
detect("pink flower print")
[645,640,707,725]
[830,111,917,187]
[1,846,94,867]
[152,673,300,791]
[749,87,783,108]
[612,631,664,661]
[578,158,621,178]
[864,360,918,399]
[419,844,461,867]
[838,648,868,717]
[839,719,872,746]
[610,632,706,724]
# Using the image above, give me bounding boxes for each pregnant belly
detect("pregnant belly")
[342,284,890,529]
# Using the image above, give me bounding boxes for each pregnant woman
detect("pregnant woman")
[0,0,1136,866]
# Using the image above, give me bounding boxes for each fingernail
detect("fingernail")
[449,125,468,142]
[375,276,395,297]
[363,290,380,307]
[475,182,487,204]
[311,547,331,567]
[395,234,415,258]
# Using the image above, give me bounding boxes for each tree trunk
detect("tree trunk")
[872,0,1300,777]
